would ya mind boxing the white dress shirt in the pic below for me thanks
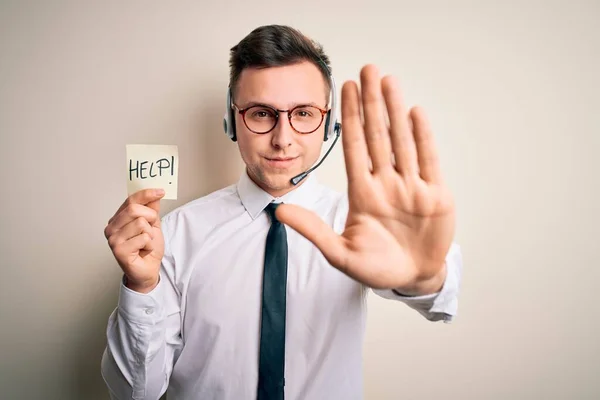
[101,171,463,400]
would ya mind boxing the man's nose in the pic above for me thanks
[270,114,294,149]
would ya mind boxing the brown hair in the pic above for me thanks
[229,25,331,100]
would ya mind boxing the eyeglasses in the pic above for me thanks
[233,103,329,134]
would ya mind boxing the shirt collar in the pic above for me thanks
[236,169,320,220]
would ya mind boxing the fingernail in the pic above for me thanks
[155,189,165,196]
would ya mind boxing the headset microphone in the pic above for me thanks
[289,62,342,186]
[290,121,341,185]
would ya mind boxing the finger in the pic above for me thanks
[107,217,154,249]
[382,75,418,176]
[145,200,162,227]
[275,204,347,269]
[105,204,159,239]
[410,107,442,183]
[341,80,370,182]
[113,232,154,260]
[360,65,392,172]
[109,189,164,225]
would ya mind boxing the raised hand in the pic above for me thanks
[277,65,455,295]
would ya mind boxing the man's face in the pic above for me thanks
[234,61,328,197]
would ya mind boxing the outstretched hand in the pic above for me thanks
[277,65,455,295]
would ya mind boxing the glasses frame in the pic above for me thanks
[232,103,329,135]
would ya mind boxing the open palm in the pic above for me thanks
[277,65,455,293]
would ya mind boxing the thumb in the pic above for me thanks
[276,204,347,269]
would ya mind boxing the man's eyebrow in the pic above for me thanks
[238,101,326,109]
[238,101,274,109]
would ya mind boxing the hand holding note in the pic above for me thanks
[103,144,178,293]
[104,188,166,293]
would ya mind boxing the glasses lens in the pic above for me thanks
[243,106,277,133]
[290,106,324,133]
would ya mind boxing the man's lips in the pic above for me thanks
[266,157,297,161]
[264,156,298,167]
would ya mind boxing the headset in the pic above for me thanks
[223,62,342,185]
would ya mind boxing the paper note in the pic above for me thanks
[126,144,178,200]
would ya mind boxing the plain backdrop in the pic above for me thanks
[0,1,598,399]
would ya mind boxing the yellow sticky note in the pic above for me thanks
[126,144,178,200]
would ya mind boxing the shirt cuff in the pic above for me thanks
[118,274,165,325]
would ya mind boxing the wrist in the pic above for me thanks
[124,275,159,294]
[395,263,447,297]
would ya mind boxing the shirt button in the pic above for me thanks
[144,308,154,315]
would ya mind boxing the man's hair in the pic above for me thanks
[229,25,331,100]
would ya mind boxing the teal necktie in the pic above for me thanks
[257,202,288,400]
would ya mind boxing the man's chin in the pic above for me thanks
[249,166,307,194]
[265,175,294,190]
[263,171,304,191]
[263,166,302,179]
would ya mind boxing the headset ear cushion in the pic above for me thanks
[223,115,228,136]
[224,88,237,142]
[228,106,237,142]
[324,110,331,141]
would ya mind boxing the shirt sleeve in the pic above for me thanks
[101,215,183,400]
[372,242,463,323]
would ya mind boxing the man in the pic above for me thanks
[101,25,462,400]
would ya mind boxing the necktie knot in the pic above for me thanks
[265,202,281,223]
